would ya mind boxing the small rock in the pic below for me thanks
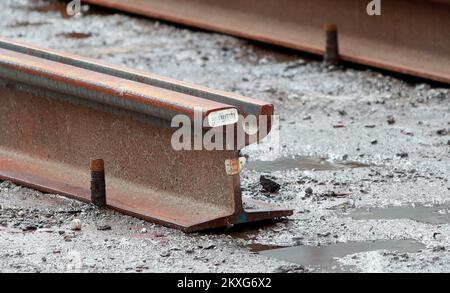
[97,225,111,231]
[396,152,409,158]
[17,211,25,217]
[333,124,345,128]
[140,228,147,234]
[371,140,378,145]
[63,235,73,242]
[284,60,305,71]
[338,110,347,116]
[160,251,171,257]
[70,219,82,231]
[432,246,446,252]
[203,245,216,250]
[22,225,37,232]
[401,129,414,136]
[260,176,280,193]
[305,187,313,195]
[387,116,396,125]
[437,129,449,136]
[447,140,450,146]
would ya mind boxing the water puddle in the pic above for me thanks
[245,156,368,172]
[349,204,450,225]
[255,239,424,272]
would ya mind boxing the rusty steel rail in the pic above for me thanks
[0,37,292,232]
[83,0,450,84]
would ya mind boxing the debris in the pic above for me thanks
[338,110,347,116]
[387,116,396,125]
[437,129,449,136]
[433,232,443,240]
[70,219,82,231]
[63,235,73,242]
[160,251,171,257]
[22,225,37,232]
[284,60,305,71]
[365,125,376,128]
[396,152,409,158]
[319,191,350,198]
[371,140,378,145]
[57,210,82,215]
[333,124,345,128]
[97,225,111,231]
[260,176,280,193]
[401,129,414,136]
[203,245,216,250]
[140,228,147,234]
[432,246,446,252]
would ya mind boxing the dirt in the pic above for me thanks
[0,0,449,273]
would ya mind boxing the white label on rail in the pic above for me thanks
[207,108,239,127]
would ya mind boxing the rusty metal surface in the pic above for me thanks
[0,37,273,118]
[0,39,292,232]
[83,0,450,84]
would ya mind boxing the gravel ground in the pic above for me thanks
[0,0,449,273]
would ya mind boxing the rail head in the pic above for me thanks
[0,37,275,147]
[0,37,274,118]
[0,48,233,125]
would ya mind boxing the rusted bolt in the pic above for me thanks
[90,159,106,207]
[324,24,339,65]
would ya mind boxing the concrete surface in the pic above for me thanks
[0,0,449,273]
